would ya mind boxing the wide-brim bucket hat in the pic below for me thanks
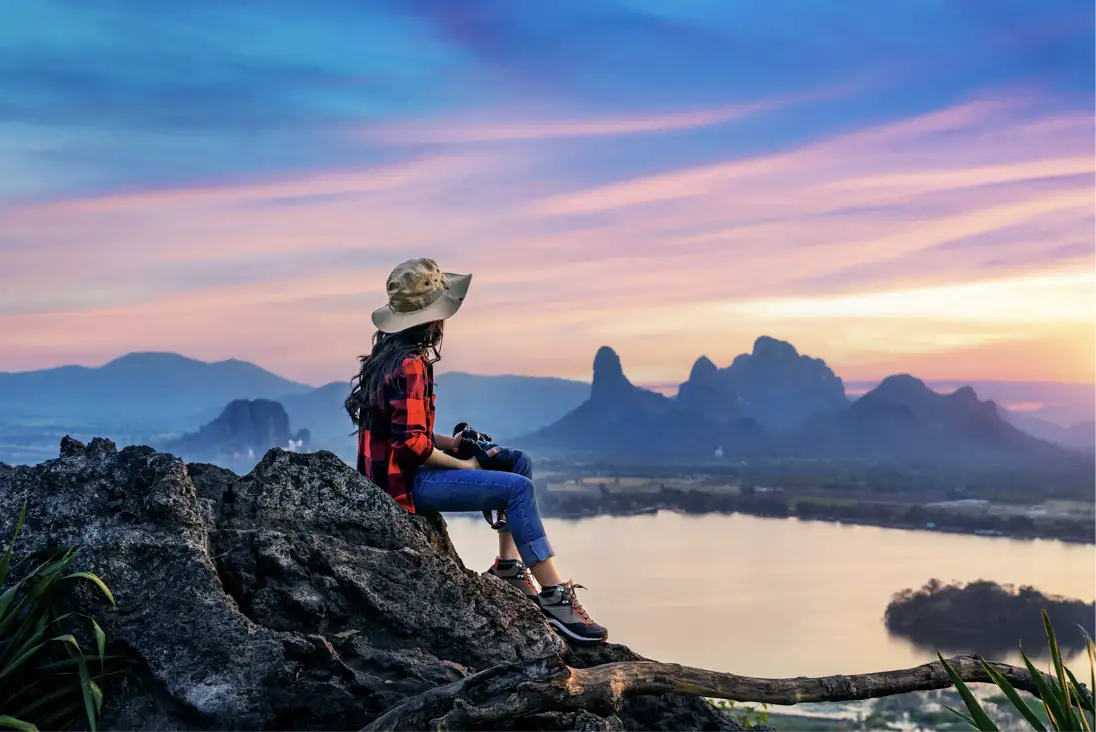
[371,258,472,334]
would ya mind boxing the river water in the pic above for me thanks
[444,512,1096,678]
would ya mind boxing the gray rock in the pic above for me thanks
[0,439,739,731]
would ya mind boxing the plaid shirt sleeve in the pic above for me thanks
[389,356,435,466]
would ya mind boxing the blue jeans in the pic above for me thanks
[411,453,555,567]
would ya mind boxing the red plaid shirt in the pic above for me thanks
[356,354,436,512]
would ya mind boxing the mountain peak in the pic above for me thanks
[689,355,719,383]
[103,352,202,369]
[876,374,929,394]
[593,345,624,377]
[950,385,980,405]
[871,374,937,408]
[722,337,847,429]
[752,336,800,360]
[591,346,631,401]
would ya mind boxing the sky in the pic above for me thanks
[1,0,1094,388]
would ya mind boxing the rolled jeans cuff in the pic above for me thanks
[517,536,554,567]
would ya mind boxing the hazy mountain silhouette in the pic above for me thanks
[2,346,1087,469]
[724,336,849,427]
[790,375,1078,464]
[432,372,589,440]
[846,379,1095,428]
[677,337,847,430]
[161,399,309,464]
[0,352,311,426]
[276,371,590,457]
[1066,420,1095,448]
[676,356,744,426]
[519,347,765,460]
[524,348,1078,466]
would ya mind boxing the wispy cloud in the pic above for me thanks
[358,85,854,145]
[363,102,775,144]
[0,1,1092,384]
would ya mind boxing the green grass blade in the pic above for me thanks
[0,609,50,672]
[10,682,85,718]
[1043,611,1082,729]
[61,571,116,606]
[33,654,125,672]
[0,641,47,682]
[1065,670,1095,732]
[0,512,115,732]
[91,618,107,666]
[1023,645,1072,729]
[74,645,99,732]
[0,581,27,630]
[0,716,37,732]
[90,679,104,714]
[1082,627,1096,717]
[938,653,1000,731]
[981,660,1048,732]
[32,699,84,731]
[0,500,27,585]
[946,705,982,723]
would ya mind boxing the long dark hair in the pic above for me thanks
[345,320,444,431]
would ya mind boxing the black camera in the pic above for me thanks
[450,423,525,530]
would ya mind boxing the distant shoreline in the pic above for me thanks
[531,497,1096,545]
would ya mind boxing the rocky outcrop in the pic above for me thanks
[718,336,848,429]
[0,438,741,731]
[163,398,310,464]
[677,356,742,426]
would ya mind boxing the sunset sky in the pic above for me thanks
[1,1,1094,387]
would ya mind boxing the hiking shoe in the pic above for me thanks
[485,557,539,599]
[537,582,608,645]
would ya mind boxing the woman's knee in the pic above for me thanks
[513,451,533,480]
[505,474,537,503]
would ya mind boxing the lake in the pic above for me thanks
[444,512,1096,678]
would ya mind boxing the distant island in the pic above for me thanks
[884,579,1096,657]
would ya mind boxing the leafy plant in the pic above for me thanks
[939,610,1096,731]
[0,502,117,731]
[712,698,770,726]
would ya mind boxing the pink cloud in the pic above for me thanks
[1,92,1093,385]
[356,85,852,145]
[1003,401,1047,412]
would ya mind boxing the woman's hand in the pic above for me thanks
[424,448,481,471]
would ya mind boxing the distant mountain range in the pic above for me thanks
[518,346,766,461]
[788,375,1075,464]
[274,371,589,460]
[0,352,311,428]
[518,338,1090,467]
[847,379,1095,430]
[1,343,1091,467]
[679,336,848,429]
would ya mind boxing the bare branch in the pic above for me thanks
[363,653,1075,731]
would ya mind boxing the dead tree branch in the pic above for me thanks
[363,653,1075,731]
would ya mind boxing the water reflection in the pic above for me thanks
[444,512,1096,677]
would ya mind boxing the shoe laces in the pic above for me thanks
[514,565,537,594]
[564,582,592,624]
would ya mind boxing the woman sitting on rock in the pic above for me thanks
[344,258,608,645]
